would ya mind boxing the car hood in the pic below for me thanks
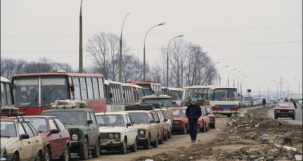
[65,124,86,130]
[1,137,18,146]
[274,107,295,110]
[132,123,149,130]
[99,126,125,133]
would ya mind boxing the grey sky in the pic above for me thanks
[2,0,302,97]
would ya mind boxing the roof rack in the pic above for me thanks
[1,107,26,121]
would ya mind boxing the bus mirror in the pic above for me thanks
[70,86,75,92]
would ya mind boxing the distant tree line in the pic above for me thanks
[1,32,218,87]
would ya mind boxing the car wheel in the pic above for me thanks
[168,130,172,139]
[35,152,42,161]
[144,135,151,149]
[182,124,187,135]
[43,147,51,161]
[60,145,70,161]
[12,153,19,161]
[212,123,216,129]
[79,138,89,160]
[159,134,164,144]
[130,138,138,152]
[119,139,127,154]
[292,115,295,120]
[152,135,159,148]
[91,139,100,158]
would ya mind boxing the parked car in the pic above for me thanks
[204,106,216,129]
[150,110,165,144]
[199,107,210,132]
[1,109,44,161]
[21,115,71,161]
[274,102,296,120]
[127,110,160,149]
[41,100,100,160]
[95,112,138,154]
[159,108,173,139]
[171,107,188,134]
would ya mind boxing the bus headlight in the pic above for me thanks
[72,134,79,141]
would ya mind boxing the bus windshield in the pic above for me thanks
[137,84,151,96]
[185,88,210,100]
[13,77,68,108]
[169,90,182,100]
[213,88,237,101]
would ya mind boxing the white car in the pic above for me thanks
[95,112,138,154]
[1,118,44,161]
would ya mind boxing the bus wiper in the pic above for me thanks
[29,98,38,106]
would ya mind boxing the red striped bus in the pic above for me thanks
[12,70,106,115]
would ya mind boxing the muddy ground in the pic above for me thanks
[135,107,302,161]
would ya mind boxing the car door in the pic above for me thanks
[126,114,136,145]
[28,123,43,157]
[48,118,62,156]
[148,112,158,141]
[53,117,70,152]
[89,112,99,147]
[21,122,40,159]
[17,122,32,160]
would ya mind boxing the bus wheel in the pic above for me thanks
[227,114,232,117]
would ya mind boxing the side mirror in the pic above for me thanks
[126,123,131,127]
[87,120,93,124]
[70,86,75,92]
[164,119,168,122]
[20,134,30,140]
[156,120,160,123]
[50,129,60,134]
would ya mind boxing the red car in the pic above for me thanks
[199,107,210,132]
[274,102,296,120]
[204,106,216,129]
[22,115,71,161]
[172,107,188,134]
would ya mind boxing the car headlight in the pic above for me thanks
[114,133,120,139]
[72,134,79,141]
[139,130,145,135]
[109,134,114,139]
[275,110,280,113]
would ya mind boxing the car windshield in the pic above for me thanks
[172,109,186,117]
[213,89,237,101]
[129,113,148,124]
[143,98,172,107]
[24,117,48,132]
[205,107,213,114]
[96,114,124,127]
[276,102,294,108]
[1,121,17,137]
[43,111,86,125]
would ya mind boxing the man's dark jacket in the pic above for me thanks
[186,104,202,120]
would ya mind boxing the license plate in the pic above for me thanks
[101,142,107,145]
[281,114,288,116]
[224,108,230,111]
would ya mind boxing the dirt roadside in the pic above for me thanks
[134,106,303,161]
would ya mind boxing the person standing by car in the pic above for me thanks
[262,98,266,107]
[186,97,202,143]
[290,98,297,108]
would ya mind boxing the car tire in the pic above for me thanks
[168,130,172,139]
[152,135,159,148]
[12,153,19,161]
[182,124,187,135]
[79,138,89,160]
[130,138,138,152]
[43,147,51,161]
[144,135,151,149]
[35,152,42,161]
[119,139,127,154]
[91,139,100,158]
[60,145,70,161]
[159,134,164,144]
[292,115,295,120]
[212,123,216,129]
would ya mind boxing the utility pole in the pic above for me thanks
[79,0,83,73]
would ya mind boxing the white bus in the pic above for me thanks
[182,85,239,117]
[162,87,183,106]
[104,80,143,112]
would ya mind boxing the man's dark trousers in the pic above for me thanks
[188,119,198,141]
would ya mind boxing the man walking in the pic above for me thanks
[186,97,202,143]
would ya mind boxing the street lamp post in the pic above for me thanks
[79,0,83,73]
[233,71,241,87]
[119,13,130,82]
[143,22,165,81]
[219,65,229,85]
[166,35,184,87]
[264,81,269,102]
[228,68,236,86]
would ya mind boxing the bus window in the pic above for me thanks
[13,78,39,108]
[41,77,68,105]
[92,78,99,99]
[1,81,13,107]
[73,77,81,100]
[98,78,105,99]
[80,77,87,100]
[86,77,93,100]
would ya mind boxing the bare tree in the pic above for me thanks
[1,58,27,80]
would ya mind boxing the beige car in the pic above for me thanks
[95,112,138,154]
[1,118,44,161]
[127,110,160,149]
